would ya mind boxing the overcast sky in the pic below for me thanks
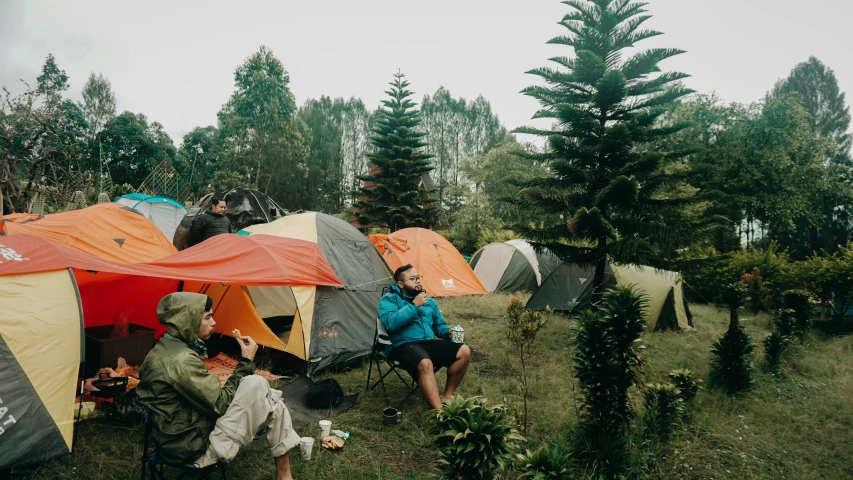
[1,0,850,146]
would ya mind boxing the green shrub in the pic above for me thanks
[771,308,796,337]
[642,383,685,443]
[431,395,524,480]
[573,286,648,435]
[505,298,552,435]
[739,268,772,311]
[517,444,572,480]
[709,326,756,395]
[782,290,813,335]
[667,369,701,402]
[763,331,791,375]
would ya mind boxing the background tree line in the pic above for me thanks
[1,47,851,264]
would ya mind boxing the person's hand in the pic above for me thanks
[413,291,428,307]
[237,335,258,362]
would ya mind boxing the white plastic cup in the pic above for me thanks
[319,419,332,438]
[299,437,314,460]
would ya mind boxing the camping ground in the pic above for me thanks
[15,292,853,480]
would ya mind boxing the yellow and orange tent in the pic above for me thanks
[369,228,487,297]
[0,203,176,263]
[0,233,341,470]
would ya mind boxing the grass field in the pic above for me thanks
[11,292,853,479]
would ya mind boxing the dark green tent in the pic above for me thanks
[527,264,694,331]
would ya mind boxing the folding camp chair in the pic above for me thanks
[140,408,227,480]
[364,315,423,408]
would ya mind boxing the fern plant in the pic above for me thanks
[642,383,685,442]
[708,326,756,395]
[667,369,701,402]
[709,283,756,395]
[771,308,796,337]
[763,331,791,375]
[517,445,572,480]
[573,285,648,435]
[431,395,525,480]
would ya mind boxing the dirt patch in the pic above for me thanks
[470,348,489,363]
[379,448,435,472]
[454,313,501,320]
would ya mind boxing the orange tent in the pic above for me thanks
[0,203,176,263]
[369,228,487,297]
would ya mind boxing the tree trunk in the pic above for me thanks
[729,308,739,330]
[590,237,608,310]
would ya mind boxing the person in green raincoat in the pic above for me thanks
[137,292,300,480]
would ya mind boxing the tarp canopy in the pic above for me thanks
[174,188,286,250]
[0,203,177,263]
[241,212,393,372]
[0,234,341,470]
[527,263,693,331]
[369,228,487,297]
[116,193,187,241]
[470,240,562,293]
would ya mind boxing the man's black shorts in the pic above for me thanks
[389,339,462,379]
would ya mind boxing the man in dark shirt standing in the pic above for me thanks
[188,195,232,247]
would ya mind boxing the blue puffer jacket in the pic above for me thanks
[379,284,450,350]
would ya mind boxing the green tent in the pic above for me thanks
[527,264,694,331]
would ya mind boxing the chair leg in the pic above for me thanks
[220,462,227,479]
[365,352,375,392]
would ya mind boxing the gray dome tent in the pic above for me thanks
[469,240,562,293]
[527,263,694,331]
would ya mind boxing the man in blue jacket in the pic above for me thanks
[379,264,471,409]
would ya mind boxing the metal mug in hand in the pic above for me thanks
[450,325,465,343]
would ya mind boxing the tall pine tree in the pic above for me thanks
[515,0,706,304]
[353,72,440,231]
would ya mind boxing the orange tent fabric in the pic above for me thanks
[0,234,342,347]
[369,228,487,297]
[0,203,176,263]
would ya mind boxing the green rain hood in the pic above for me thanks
[136,292,255,465]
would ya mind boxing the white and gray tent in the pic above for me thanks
[527,263,694,331]
[469,240,562,293]
[116,193,187,241]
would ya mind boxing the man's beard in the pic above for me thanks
[402,285,423,297]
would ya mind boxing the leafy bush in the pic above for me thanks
[642,383,685,443]
[771,308,796,337]
[740,268,772,311]
[517,444,571,480]
[573,286,648,435]
[431,395,524,480]
[763,331,791,375]
[782,290,813,335]
[709,327,756,395]
[667,369,701,402]
[681,244,790,309]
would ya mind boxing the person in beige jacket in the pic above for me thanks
[136,292,300,480]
